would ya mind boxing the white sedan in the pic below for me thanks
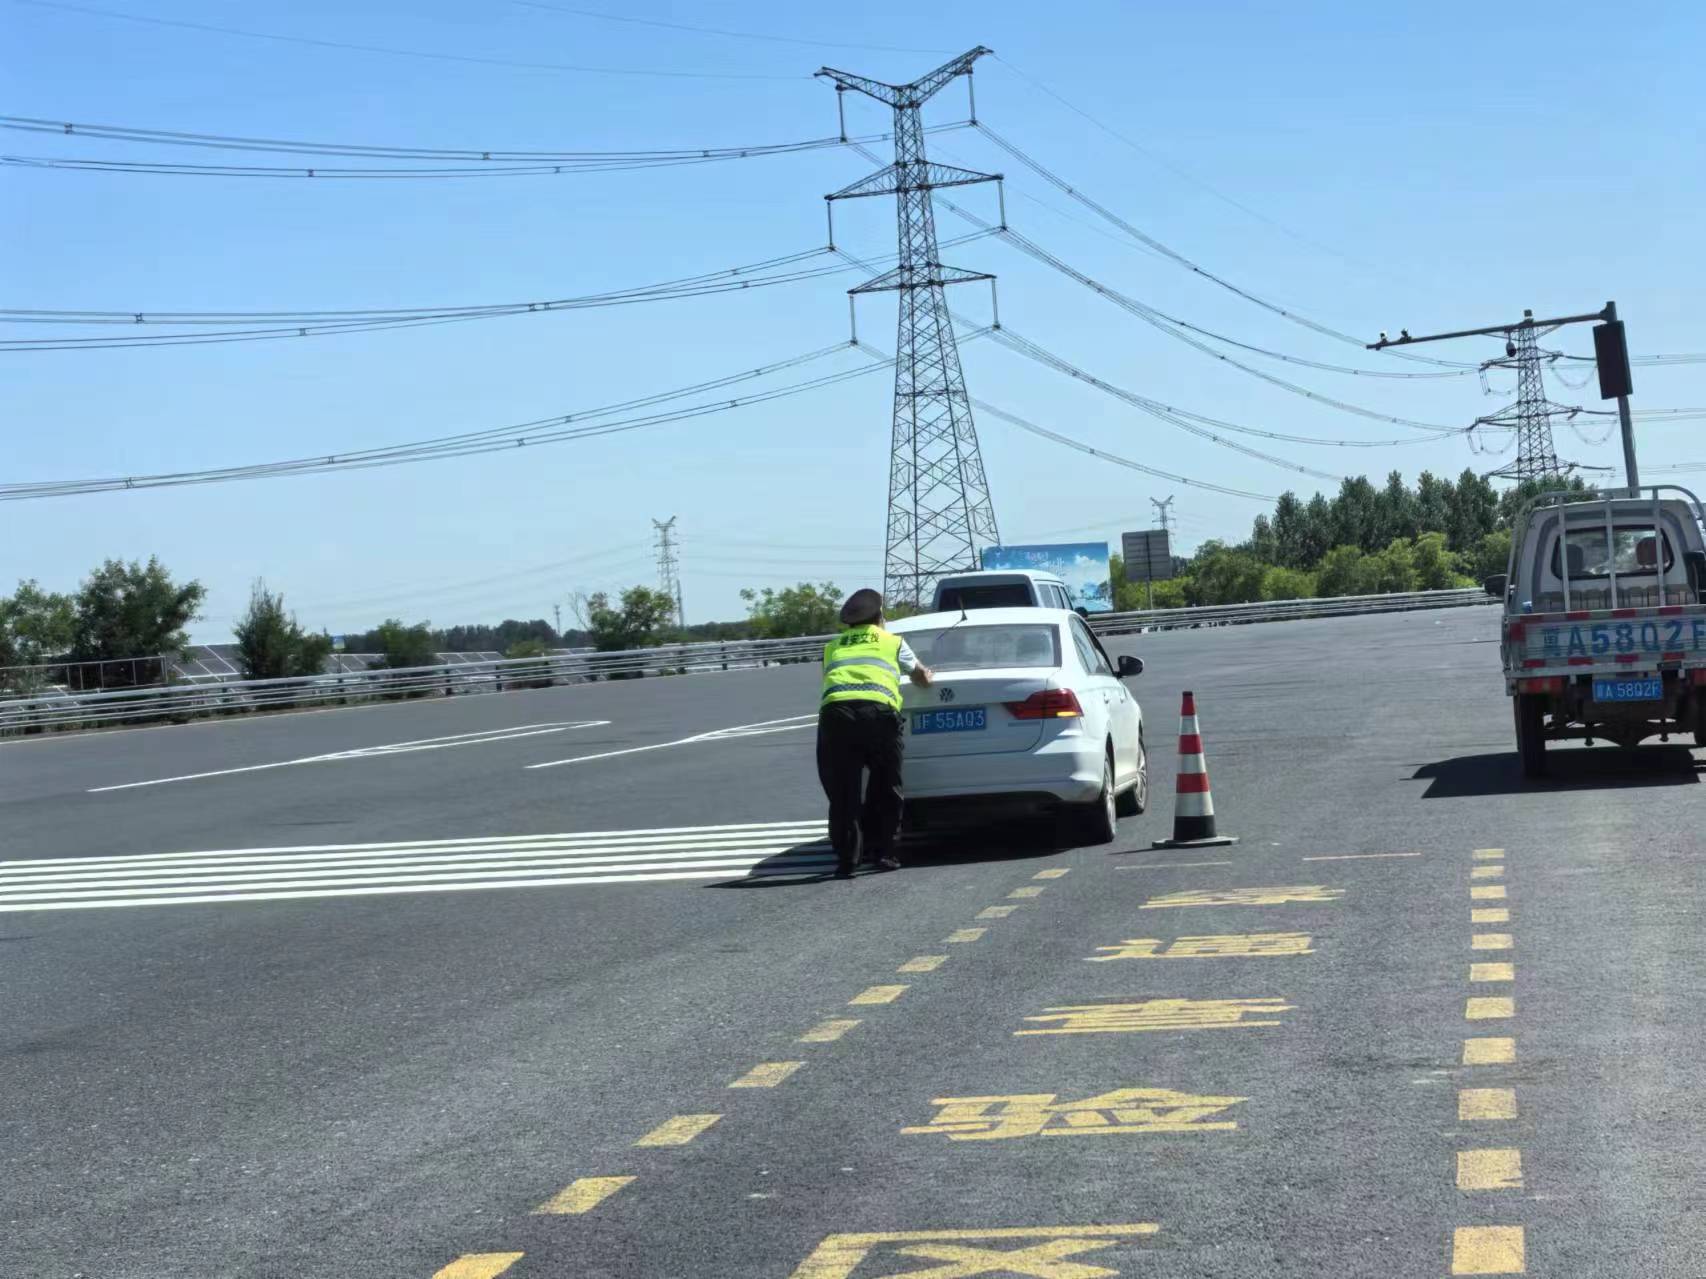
[889,606,1147,843]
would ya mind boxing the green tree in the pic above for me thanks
[1414,470,1452,536]
[1149,578,1190,609]
[68,557,206,686]
[232,581,332,680]
[585,586,676,652]
[0,580,75,674]
[1412,532,1470,590]
[1315,545,1374,597]
[372,619,439,669]
[1299,493,1334,566]
[1188,541,1266,605]
[1367,538,1419,593]
[1473,529,1513,582]
[1377,469,1418,545]
[739,581,842,638]
[1260,565,1316,601]
[1448,469,1499,550]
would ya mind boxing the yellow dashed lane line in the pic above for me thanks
[532,1176,633,1215]
[898,955,946,973]
[1457,1148,1523,1190]
[1463,1037,1516,1065]
[849,984,908,1005]
[798,1018,860,1043]
[729,1061,803,1088]
[977,905,1018,919]
[634,1114,721,1147]
[432,1255,524,1279]
[944,928,986,943]
[1451,1225,1525,1273]
[1459,1088,1517,1121]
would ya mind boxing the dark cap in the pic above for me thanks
[839,588,883,626]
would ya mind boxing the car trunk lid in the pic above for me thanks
[900,669,1057,757]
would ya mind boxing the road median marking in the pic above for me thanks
[1459,1088,1517,1121]
[1457,1148,1523,1190]
[1033,868,1070,879]
[945,928,986,943]
[1463,1037,1516,1065]
[1471,865,1506,879]
[634,1114,721,1147]
[1115,860,1235,869]
[1473,908,1511,924]
[1472,848,1506,860]
[1470,963,1515,982]
[1471,884,1508,900]
[533,1176,633,1215]
[1466,997,1515,1020]
[1451,1225,1525,1273]
[1008,886,1045,899]
[850,984,908,1005]
[977,905,1018,919]
[1472,933,1513,951]
[898,955,946,973]
[432,1254,525,1279]
[1301,852,1421,861]
[729,1061,803,1088]
[799,1018,861,1043]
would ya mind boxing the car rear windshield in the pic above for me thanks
[1550,528,1674,579]
[935,584,1034,610]
[903,623,1061,671]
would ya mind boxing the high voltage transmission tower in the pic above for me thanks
[652,516,684,628]
[818,47,1003,606]
[1477,314,1572,483]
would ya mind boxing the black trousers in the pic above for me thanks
[816,700,904,871]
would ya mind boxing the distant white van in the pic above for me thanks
[931,570,1078,614]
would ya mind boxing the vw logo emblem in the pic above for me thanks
[939,687,956,703]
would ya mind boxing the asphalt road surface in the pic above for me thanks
[5,605,1704,1277]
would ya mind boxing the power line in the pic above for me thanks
[12,0,808,80]
[507,1,951,55]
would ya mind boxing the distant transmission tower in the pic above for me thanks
[1149,495,1176,539]
[1480,312,1570,483]
[652,516,684,627]
[818,48,1002,606]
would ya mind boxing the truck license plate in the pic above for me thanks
[1592,676,1663,703]
[912,708,987,734]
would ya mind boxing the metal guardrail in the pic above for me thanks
[0,588,1492,735]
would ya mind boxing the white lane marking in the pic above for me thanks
[0,820,827,875]
[87,721,610,792]
[1300,852,1424,862]
[526,714,815,770]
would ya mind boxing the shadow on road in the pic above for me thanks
[717,822,1064,889]
[1414,746,1704,797]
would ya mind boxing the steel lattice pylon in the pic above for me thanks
[818,48,1002,606]
[1482,317,1569,483]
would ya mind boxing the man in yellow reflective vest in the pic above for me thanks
[819,588,932,879]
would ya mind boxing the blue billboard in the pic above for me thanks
[980,542,1113,613]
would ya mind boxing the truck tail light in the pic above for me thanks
[1518,677,1564,694]
[1505,620,1526,643]
[1007,689,1083,719]
[1691,670,1706,687]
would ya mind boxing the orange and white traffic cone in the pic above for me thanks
[1153,690,1238,848]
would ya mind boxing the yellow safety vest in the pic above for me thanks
[820,626,904,710]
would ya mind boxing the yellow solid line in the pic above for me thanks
[1472,933,1514,950]
[533,1176,633,1215]
[898,955,946,973]
[1463,1037,1516,1065]
[1301,852,1422,861]
[1473,908,1511,924]
[849,984,908,1005]
[977,905,1018,919]
[1473,848,1506,859]
[1459,1088,1517,1121]
[798,1018,860,1043]
[1471,963,1515,982]
[1457,1148,1523,1190]
[1466,996,1515,1020]
[944,928,986,943]
[1472,865,1505,879]
[1008,886,1045,899]
[1034,867,1070,879]
[729,1061,803,1088]
[1471,884,1508,900]
[634,1114,721,1147]
[432,1255,525,1279]
[1451,1225,1526,1274]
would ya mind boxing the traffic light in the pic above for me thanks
[1593,319,1634,399]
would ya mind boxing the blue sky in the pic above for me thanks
[6,0,1702,640]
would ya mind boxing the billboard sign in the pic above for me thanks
[1121,529,1174,582]
[981,542,1112,613]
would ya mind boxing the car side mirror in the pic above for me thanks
[1116,654,1144,678]
[1483,574,1508,599]
[1074,605,1090,619]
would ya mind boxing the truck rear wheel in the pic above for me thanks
[1514,693,1547,778]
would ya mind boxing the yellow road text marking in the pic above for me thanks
[1473,848,1506,859]
[634,1114,721,1147]
[1451,1225,1526,1274]
[1472,933,1513,950]
[1473,908,1511,924]
[945,928,986,943]
[1463,1038,1516,1065]
[902,1087,1245,1140]
[798,1018,861,1043]
[432,1255,525,1279]
[1301,852,1421,861]
[1459,1088,1517,1121]
[850,984,908,1005]
[1471,865,1505,880]
[1018,997,1292,1035]
[1033,868,1070,879]
[1466,997,1514,1020]
[899,955,947,973]
[1087,933,1313,961]
[1008,886,1046,899]
[1471,963,1515,982]
[1471,884,1508,900]
[787,1225,1160,1279]
[729,1061,804,1088]
[1457,1148,1523,1190]
[1141,885,1343,908]
[533,1176,633,1215]
[978,905,1019,919]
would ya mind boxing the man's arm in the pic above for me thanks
[895,638,932,686]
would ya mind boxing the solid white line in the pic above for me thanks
[0,852,837,903]
[0,820,828,874]
[526,714,815,770]
[0,864,829,912]
[1300,852,1424,862]
[87,720,610,792]
[0,842,836,891]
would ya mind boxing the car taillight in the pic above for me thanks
[1006,688,1083,719]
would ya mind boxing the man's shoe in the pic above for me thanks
[833,865,855,880]
[871,855,902,872]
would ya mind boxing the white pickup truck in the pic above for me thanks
[1497,485,1706,776]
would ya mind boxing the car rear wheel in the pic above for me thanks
[1514,693,1547,778]
[1116,727,1147,816]
[1072,750,1119,845]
